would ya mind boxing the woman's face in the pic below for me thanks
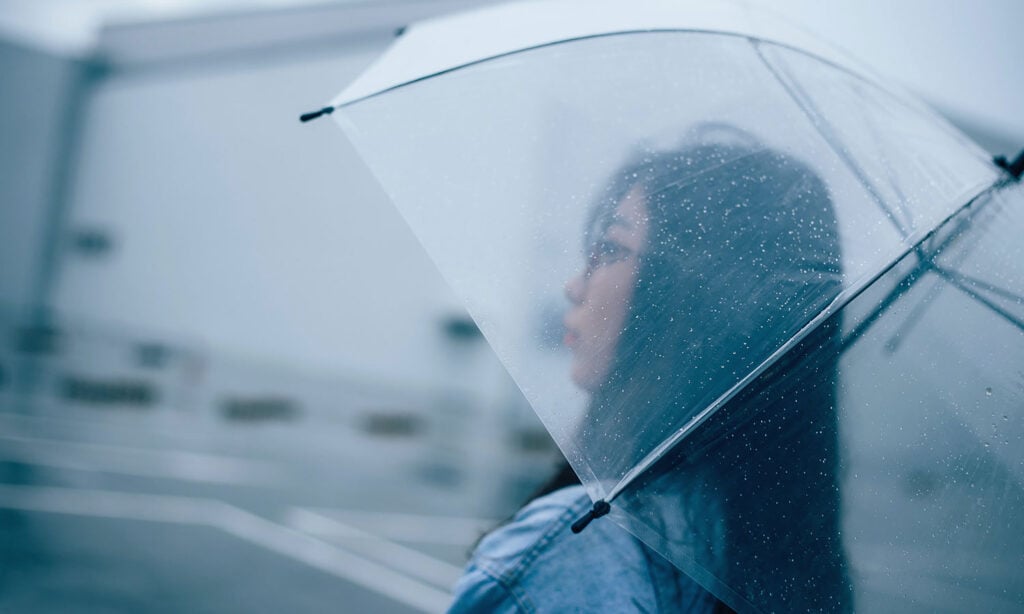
[563,185,649,392]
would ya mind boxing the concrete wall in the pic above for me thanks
[0,40,83,313]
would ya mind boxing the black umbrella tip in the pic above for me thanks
[300,106,335,123]
[994,150,1024,180]
[571,499,611,534]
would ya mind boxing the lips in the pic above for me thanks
[563,316,581,349]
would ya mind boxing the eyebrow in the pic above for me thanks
[608,214,633,230]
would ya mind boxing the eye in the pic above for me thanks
[587,240,631,271]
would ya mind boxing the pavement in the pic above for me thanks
[0,398,553,613]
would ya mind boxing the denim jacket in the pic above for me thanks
[448,485,718,613]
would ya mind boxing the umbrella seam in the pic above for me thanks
[752,39,913,240]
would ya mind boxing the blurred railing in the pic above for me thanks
[0,303,558,517]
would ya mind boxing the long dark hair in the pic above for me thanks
[534,128,851,611]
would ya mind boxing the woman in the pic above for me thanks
[449,129,851,613]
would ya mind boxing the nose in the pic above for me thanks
[565,272,585,306]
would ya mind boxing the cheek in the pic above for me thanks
[571,266,637,390]
[576,266,637,356]
[587,265,637,321]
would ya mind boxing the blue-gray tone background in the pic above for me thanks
[1,1,1021,612]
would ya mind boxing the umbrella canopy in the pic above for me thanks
[313,0,1024,611]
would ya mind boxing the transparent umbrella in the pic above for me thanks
[305,1,1024,611]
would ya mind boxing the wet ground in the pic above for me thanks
[0,395,555,613]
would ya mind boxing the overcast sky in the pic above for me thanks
[2,0,1021,140]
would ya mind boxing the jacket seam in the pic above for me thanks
[470,561,538,614]
[483,494,593,612]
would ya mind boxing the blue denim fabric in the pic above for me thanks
[448,485,718,613]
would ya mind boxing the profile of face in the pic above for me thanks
[563,185,649,392]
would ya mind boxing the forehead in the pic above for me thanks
[605,185,649,246]
[586,182,648,250]
[612,185,646,226]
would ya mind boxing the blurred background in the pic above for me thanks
[0,0,1021,612]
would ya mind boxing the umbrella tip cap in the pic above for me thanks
[571,499,611,534]
[299,106,335,123]
[994,150,1024,180]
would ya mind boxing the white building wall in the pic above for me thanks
[51,40,475,391]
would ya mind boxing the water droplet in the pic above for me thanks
[985,387,993,396]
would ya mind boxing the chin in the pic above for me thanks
[570,363,601,394]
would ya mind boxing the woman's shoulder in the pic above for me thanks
[468,485,596,566]
[448,485,715,613]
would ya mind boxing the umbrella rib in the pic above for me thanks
[860,113,918,231]
[849,192,1013,350]
[842,258,932,351]
[933,266,1024,308]
[878,262,944,355]
[859,248,971,354]
[334,30,942,112]
[604,180,1001,505]
[752,41,912,240]
[929,265,1024,333]
[875,260,1024,354]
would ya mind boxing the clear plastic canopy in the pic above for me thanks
[324,7,1023,612]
